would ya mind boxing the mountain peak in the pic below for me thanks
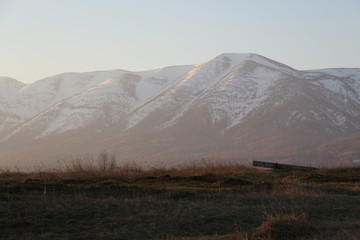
[210,53,253,63]
[211,53,275,65]
[207,53,299,77]
[0,76,26,93]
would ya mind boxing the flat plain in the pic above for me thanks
[1,162,359,240]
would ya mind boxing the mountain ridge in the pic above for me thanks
[1,53,359,168]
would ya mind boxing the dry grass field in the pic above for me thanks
[1,156,359,239]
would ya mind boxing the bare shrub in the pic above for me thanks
[97,151,117,171]
[62,152,119,178]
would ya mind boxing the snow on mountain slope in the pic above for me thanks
[6,70,128,119]
[125,54,242,129]
[205,64,284,128]
[0,65,194,141]
[125,53,298,130]
[0,77,27,133]
[304,69,360,105]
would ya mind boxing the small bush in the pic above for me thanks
[254,213,317,240]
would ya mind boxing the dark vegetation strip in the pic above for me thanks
[0,159,359,240]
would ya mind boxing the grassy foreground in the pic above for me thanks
[1,159,359,240]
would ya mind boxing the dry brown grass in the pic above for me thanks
[1,155,360,240]
[146,160,266,179]
[1,154,266,182]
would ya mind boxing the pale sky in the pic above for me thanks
[1,0,359,83]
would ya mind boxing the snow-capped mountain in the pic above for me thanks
[1,53,359,167]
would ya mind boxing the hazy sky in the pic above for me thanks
[1,0,359,83]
